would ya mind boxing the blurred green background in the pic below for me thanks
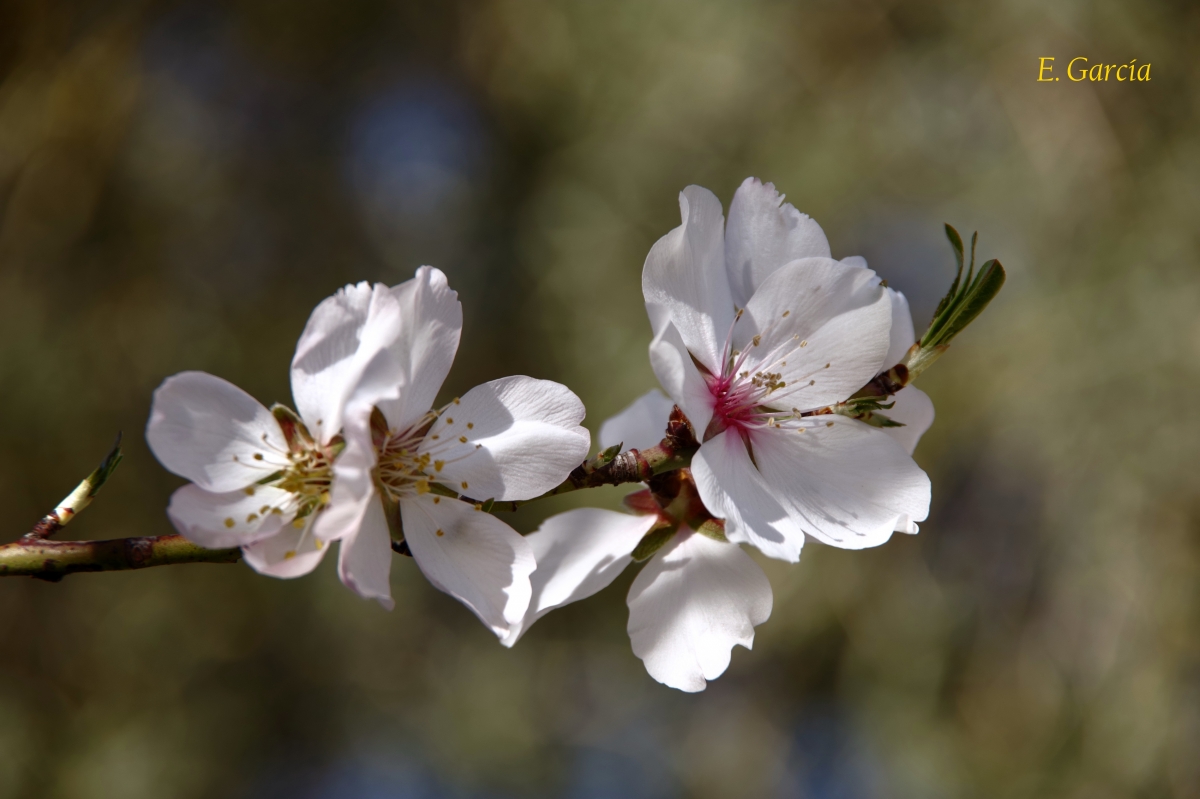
[2,1,1199,797]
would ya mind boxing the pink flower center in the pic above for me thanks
[704,362,786,439]
[701,313,825,441]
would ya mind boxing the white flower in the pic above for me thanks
[147,280,409,578]
[147,269,592,640]
[311,271,592,637]
[502,390,773,693]
[643,178,932,562]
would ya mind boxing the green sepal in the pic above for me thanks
[479,498,496,513]
[694,520,728,542]
[631,524,676,562]
[859,412,906,429]
[834,397,905,427]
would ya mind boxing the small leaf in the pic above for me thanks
[945,223,965,272]
[597,443,622,465]
[86,433,124,500]
[928,260,1006,348]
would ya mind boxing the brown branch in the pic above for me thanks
[0,534,241,581]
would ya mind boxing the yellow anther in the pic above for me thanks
[782,310,790,317]
[461,482,469,489]
[261,505,270,514]
[446,418,454,424]
[453,398,460,405]
[247,513,259,522]
[433,497,441,504]
[466,422,474,429]
[434,460,445,472]
[284,551,296,560]
[244,486,256,496]
[253,453,264,461]
[224,517,235,528]
[752,334,762,347]
[293,518,306,529]
[826,421,834,427]
[459,436,468,443]
[416,480,430,494]
[436,529,445,537]
[800,340,808,347]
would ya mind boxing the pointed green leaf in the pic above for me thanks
[927,260,1005,348]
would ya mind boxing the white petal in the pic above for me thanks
[290,282,404,444]
[305,414,395,608]
[749,416,931,550]
[880,385,935,457]
[642,185,735,373]
[648,320,714,437]
[598,390,676,452]
[885,288,917,370]
[691,431,807,563]
[400,494,535,638]
[502,509,656,647]
[627,531,772,693]
[421,376,590,502]
[724,177,831,308]
[146,371,289,493]
[166,483,293,549]
[372,266,464,433]
[337,493,395,610]
[313,413,377,543]
[734,258,892,411]
[241,518,329,578]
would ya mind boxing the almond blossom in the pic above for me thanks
[147,269,591,640]
[146,281,407,579]
[305,269,590,636]
[644,178,932,562]
[502,390,772,693]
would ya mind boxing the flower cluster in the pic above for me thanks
[146,177,997,691]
